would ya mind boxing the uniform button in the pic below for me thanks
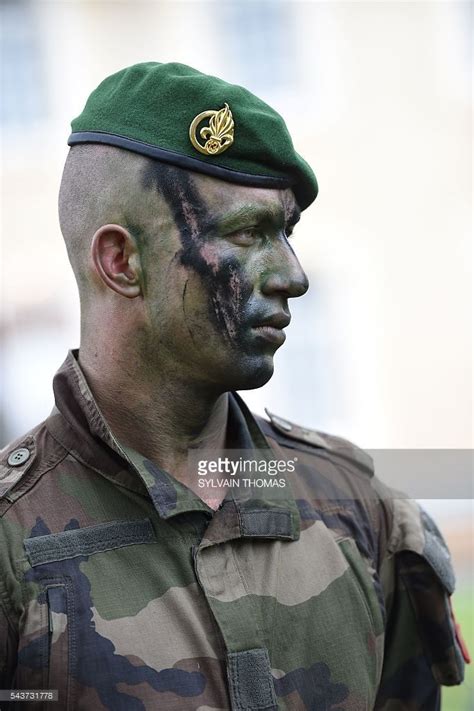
[7,448,30,467]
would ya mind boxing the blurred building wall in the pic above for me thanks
[1,1,471,451]
[1,6,472,703]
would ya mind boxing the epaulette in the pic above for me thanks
[261,409,374,478]
[0,430,39,504]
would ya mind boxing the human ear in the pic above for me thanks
[90,224,142,298]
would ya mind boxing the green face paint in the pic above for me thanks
[140,163,308,391]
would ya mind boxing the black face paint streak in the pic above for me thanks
[142,163,253,347]
[182,279,197,346]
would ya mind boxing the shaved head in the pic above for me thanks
[58,144,178,306]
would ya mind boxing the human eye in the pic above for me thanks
[227,227,262,246]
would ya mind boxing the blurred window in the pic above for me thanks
[0,0,47,125]
[219,1,294,92]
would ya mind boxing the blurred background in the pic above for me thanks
[1,1,472,706]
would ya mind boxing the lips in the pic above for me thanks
[250,312,291,346]
[252,313,291,330]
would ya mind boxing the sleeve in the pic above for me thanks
[374,498,466,710]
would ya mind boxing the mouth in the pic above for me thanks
[252,325,287,345]
[250,312,291,346]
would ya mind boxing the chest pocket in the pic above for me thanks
[20,519,155,710]
[44,580,74,707]
[225,524,385,711]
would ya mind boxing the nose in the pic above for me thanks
[260,235,309,298]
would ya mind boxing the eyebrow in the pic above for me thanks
[205,203,301,235]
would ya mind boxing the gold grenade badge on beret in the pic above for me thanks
[189,103,234,156]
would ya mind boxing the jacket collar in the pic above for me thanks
[46,350,299,541]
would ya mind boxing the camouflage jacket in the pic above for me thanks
[0,351,466,710]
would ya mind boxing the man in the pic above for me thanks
[0,62,467,710]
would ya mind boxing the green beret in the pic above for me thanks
[68,62,318,210]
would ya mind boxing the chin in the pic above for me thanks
[225,354,275,391]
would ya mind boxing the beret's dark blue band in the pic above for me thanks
[67,131,294,190]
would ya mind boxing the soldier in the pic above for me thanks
[0,62,468,710]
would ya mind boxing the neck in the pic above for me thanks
[78,338,230,485]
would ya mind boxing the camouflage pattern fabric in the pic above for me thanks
[0,351,465,710]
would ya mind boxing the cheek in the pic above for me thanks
[206,257,255,341]
[145,261,192,330]
[175,239,257,344]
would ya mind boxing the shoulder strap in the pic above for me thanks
[258,409,374,478]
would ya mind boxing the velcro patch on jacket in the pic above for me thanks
[24,518,155,566]
[227,648,278,711]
